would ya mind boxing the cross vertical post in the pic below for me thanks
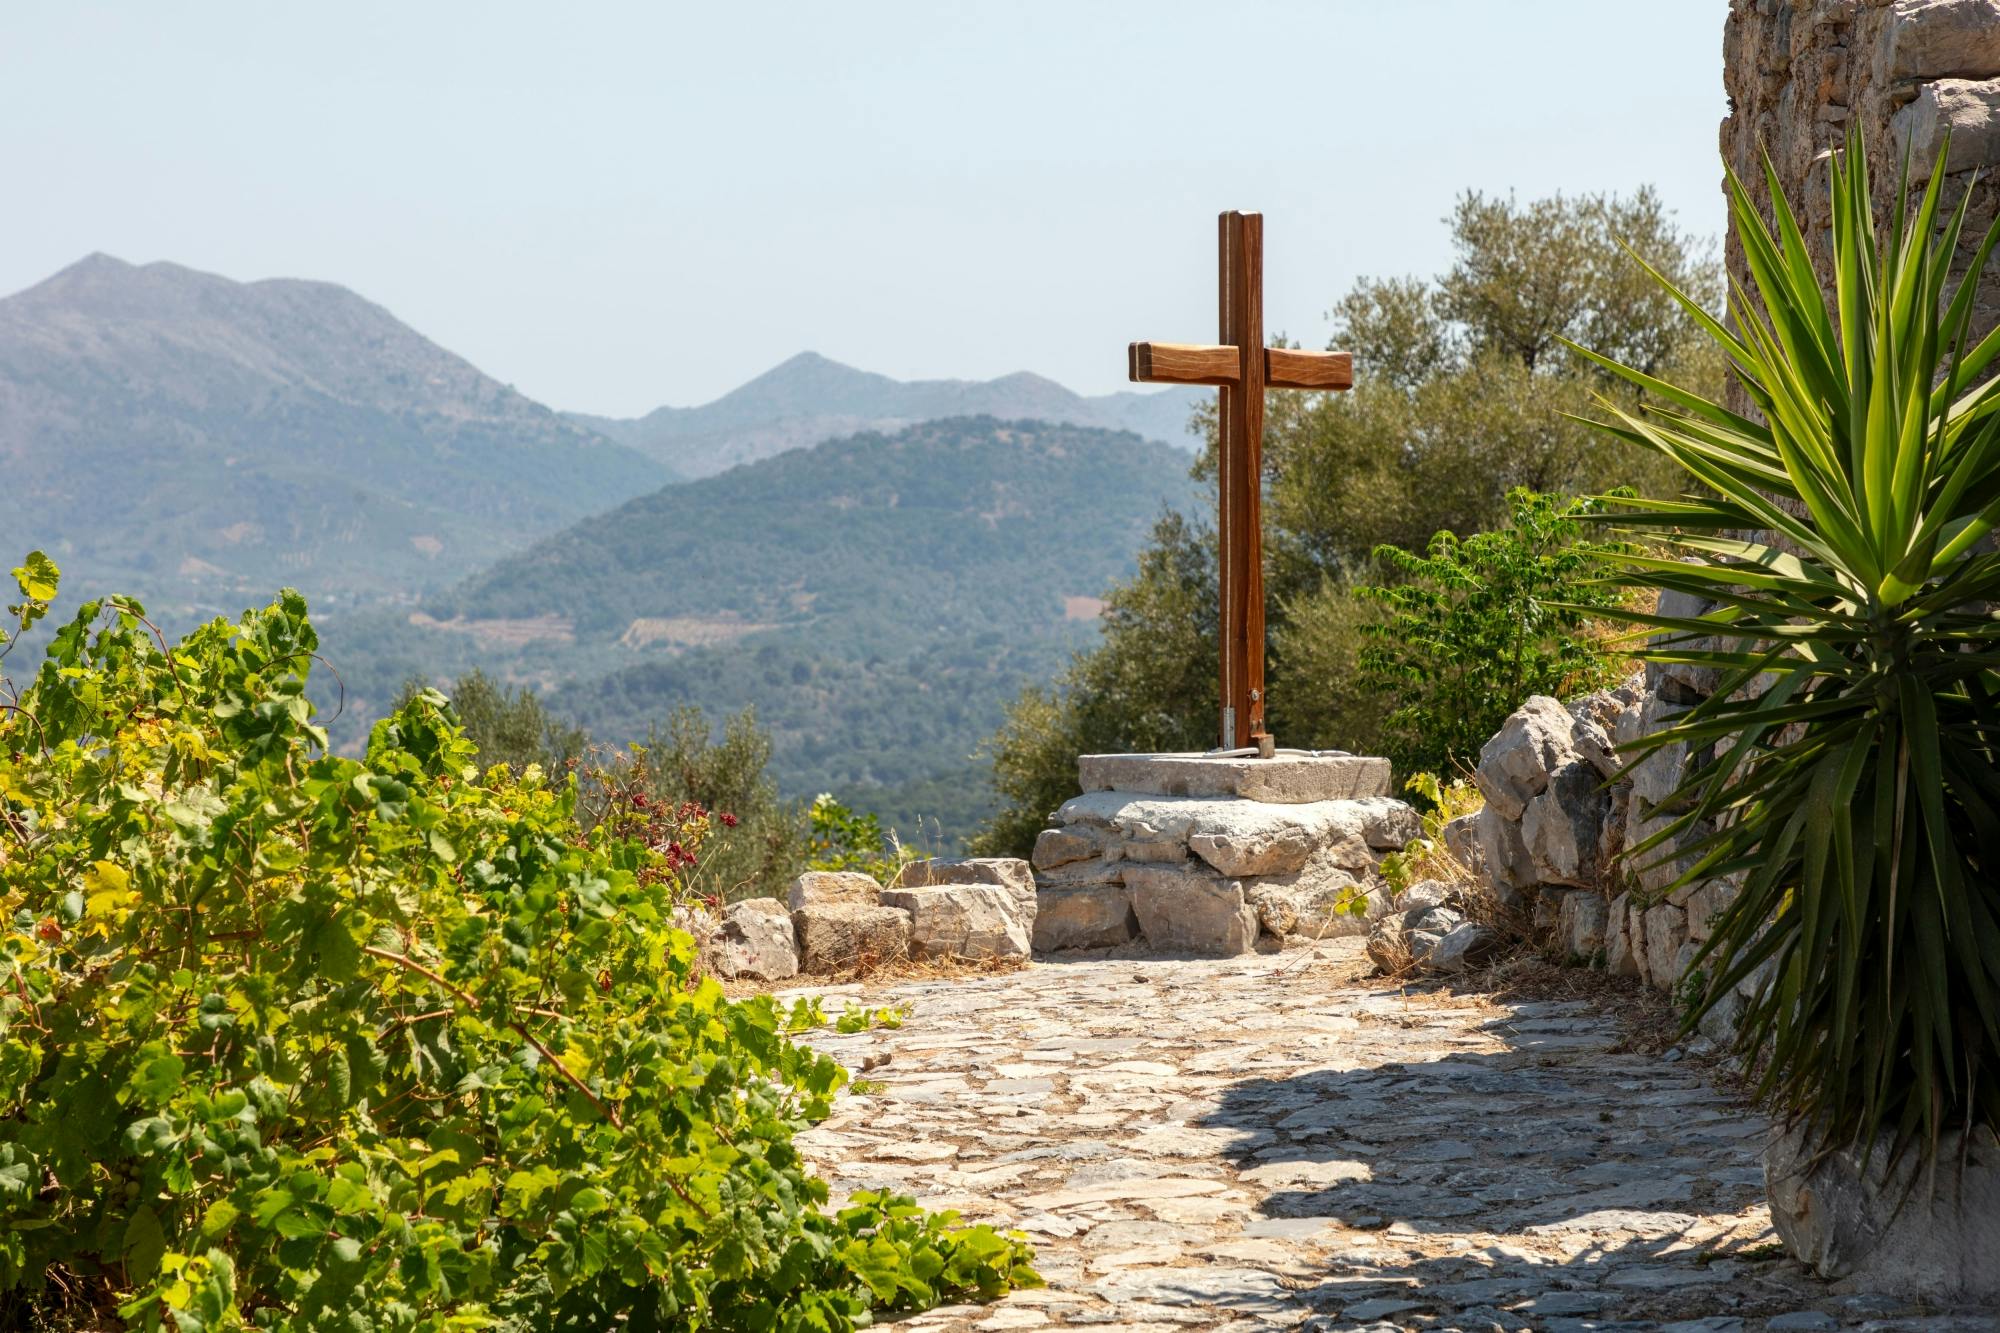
[1127,211,1356,753]
[1218,211,1265,751]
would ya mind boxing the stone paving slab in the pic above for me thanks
[781,941,2000,1333]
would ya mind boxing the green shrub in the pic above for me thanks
[804,793,921,884]
[397,669,588,777]
[0,559,1034,1330]
[1573,128,2000,1166]
[1376,772,1486,893]
[1267,578,1386,759]
[1356,489,1630,777]
[629,706,808,905]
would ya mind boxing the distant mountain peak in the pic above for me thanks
[69,250,134,273]
[774,350,842,370]
[582,354,1203,478]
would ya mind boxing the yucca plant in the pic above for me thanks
[1566,128,2000,1172]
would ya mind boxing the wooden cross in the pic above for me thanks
[1128,210,1354,752]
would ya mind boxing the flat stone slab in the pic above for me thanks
[1078,751,1391,803]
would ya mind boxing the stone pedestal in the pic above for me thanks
[1030,751,1415,957]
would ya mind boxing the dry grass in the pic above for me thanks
[719,950,1028,999]
[831,951,1030,990]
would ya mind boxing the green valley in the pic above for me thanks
[321,417,1199,842]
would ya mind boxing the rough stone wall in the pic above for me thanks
[1722,0,2000,370]
[1463,673,1760,1041]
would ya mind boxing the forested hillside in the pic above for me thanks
[326,417,1198,840]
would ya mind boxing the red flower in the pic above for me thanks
[719,812,739,828]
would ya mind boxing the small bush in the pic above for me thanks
[397,669,587,776]
[1357,489,1630,777]
[805,793,914,883]
[0,559,1034,1330]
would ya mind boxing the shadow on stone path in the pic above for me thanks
[782,940,1995,1333]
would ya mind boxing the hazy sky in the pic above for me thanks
[1,3,1727,416]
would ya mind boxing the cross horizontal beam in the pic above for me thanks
[1127,341,1238,385]
[1265,347,1354,391]
[1127,342,1353,391]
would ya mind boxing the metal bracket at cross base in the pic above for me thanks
[1127,211,1356,754]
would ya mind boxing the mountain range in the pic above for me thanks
[572,350,1202,478]
[1,255,1201,626]
[1,252,1205,842]
[0,254,666,619]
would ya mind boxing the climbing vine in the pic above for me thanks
[0,555,1036,1330]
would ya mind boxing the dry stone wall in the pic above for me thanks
[1723,0,2000,363]
[1459,649,1765,1033]
[706,858,1040,980]
[1480,0,2000,1017]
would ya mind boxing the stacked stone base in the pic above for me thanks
[709,859,1038,980]
[1029,752,1417,957]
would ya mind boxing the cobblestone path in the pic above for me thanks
[785,941,1995,1333]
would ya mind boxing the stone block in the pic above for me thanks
[1604,891,1643,978]
[1647,586,1730,699]
[1878,0,2000,85]
[1120,838,1191,864]
[1675,875,1740,944]
[1521,760,1606,888]
[1245,867,1371,940]
[1372,910,1496,975]
[880,883,1030,960]
[671,904,719,972]
[1697,985,1746,1047]
[1442,812,1485,876]
[1626,692,1694,807]
[1364,915,1410,974]
[1077,751,1391,803]
[1766,1120,2000,1299]
[794,902,911,973]
[1404,904,1466,936]
[1570,716,1622,781]
[1474,696,1577,819]
[787,870,881,912]
[1641,903,1691,991]
[1189,824,1312,877]
[1474,804,1538,896]
[1422,921,1498,973]
[1034,856,1124,888]
[1354,795,1421,849]
[1124,864,1258,956]
[893,857,1036,919]
[1033,884,1136,952]
[714,897,799,981]
[1031,827,1096,870]
[1624,799,1707,896]
[1399,879,1454,913]
[1897,78,2000,183]
[1558,891,1610,961]
[1053,792,1411,877]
